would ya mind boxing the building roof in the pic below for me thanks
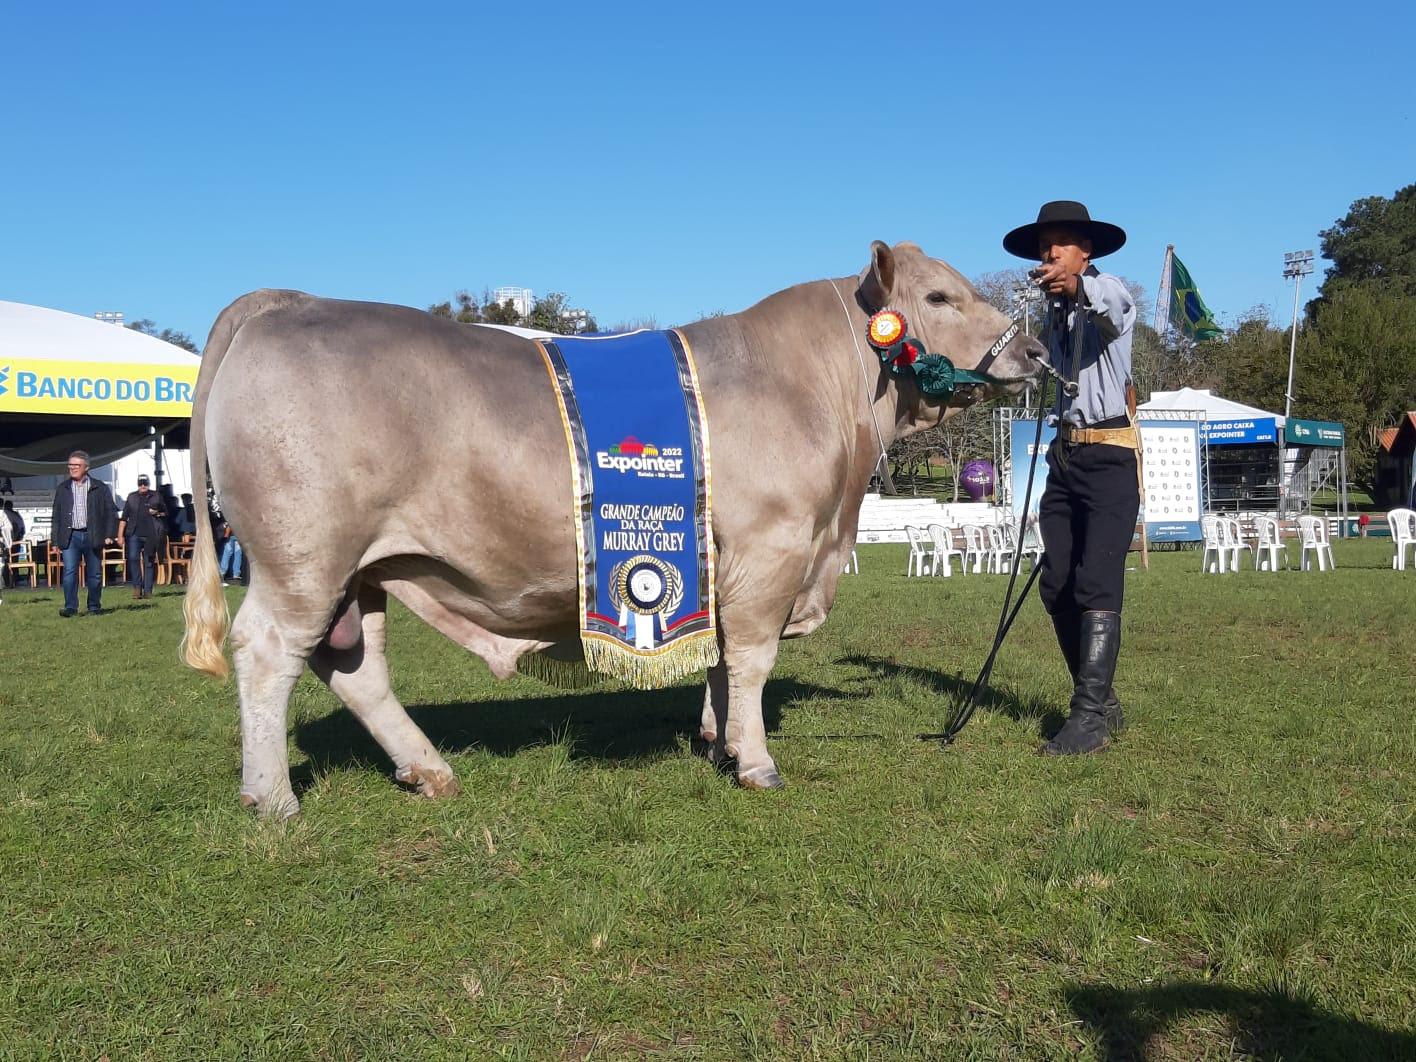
[1380,412,1416,457]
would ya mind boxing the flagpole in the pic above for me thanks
[1154,245,1174,335]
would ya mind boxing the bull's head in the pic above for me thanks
[859,240,1045,431]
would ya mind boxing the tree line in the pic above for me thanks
[427,289,600,336]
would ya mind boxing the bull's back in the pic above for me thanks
[205,296,576,571]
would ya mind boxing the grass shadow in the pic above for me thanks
[840,653,1063,735]
[1066,980,1416,1061]
[291,675,846,789]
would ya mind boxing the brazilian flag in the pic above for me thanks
[1170,253,1223,341]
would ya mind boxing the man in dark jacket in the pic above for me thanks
[50,450,119,616]
[117,474,167,600]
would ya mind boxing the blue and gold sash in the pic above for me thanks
[536,329,717,688]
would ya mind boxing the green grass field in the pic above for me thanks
[2,540,1414,1059]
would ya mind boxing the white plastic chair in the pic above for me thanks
[959,524,989,574]
[1200,514,1228,574]
[1017,519,1045,571]
[984,524,1014,574]
[904,525,932,577]
[925,523,965,577]
[1220,517,1252,572]
[1386,508,1416,571]
[1253,515,1289,571]
[1297,515,1335,571]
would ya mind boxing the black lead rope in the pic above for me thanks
[932,399,1047,745]
[932,298,1084,746]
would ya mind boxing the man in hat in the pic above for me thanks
[117,474,168,600]
[1003,201,1138,755]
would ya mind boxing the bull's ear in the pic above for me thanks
[859,240,895,311]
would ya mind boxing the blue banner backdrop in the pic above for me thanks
[1010,417,1204,542]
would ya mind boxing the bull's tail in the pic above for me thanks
[181,289,306,679]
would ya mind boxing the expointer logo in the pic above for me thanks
[595,435,685,477]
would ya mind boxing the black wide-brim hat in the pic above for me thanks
[1003,200,1126,260]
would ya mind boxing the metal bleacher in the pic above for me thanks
[6,489,54,542]
[854,493,1005,544]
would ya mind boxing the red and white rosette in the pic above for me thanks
[866,309,907,350]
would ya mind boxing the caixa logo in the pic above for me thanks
[11,371,193,403]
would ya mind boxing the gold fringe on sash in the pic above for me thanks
[515,652,598,689]
[582,629,720,690]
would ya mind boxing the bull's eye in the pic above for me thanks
[925,292,950,306]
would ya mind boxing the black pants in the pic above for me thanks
[1038,441,1140,615]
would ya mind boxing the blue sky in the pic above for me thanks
[4,1,1412,345]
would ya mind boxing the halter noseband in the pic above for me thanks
[865,309,1018,398]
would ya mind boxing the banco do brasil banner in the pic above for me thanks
[0,358,197,417]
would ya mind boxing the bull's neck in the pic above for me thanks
[740,277,906,484]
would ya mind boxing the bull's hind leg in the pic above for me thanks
[308,586,460,800]
[699,660,730,768]
[720,635,786,789]
[230,587,326,820]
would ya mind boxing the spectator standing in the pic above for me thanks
[219,525,244,585]
[178,493,197,536]
[50,450,119,616]
[0,498,9,603]
[117,475,167,599]
[2,500,24,541]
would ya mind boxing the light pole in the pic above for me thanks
[1282,250,1314,420]
[1013,282,1044,408]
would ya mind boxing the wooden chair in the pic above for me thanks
[8,540,40,588]
[47,541,65,587]
[102,543,127,586]
[165,534,195,585]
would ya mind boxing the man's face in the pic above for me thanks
[138,484,150,495]
[1036,225,1092,276]
[66,458,88,482]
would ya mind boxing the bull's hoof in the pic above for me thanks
[396,764,462,800]
[736,764,785,790]
[239,790,301,820]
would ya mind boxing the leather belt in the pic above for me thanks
[1057,422,1139,449]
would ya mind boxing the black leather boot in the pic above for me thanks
[1042,610,1122,755]
[1051,609,1125,735]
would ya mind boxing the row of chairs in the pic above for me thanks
[1201,514,1335,573]
[905,522,1042,578]
[5,535,195,589]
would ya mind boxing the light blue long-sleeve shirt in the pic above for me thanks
[1046,265,1136,428]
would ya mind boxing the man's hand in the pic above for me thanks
[1033,262,1079,299]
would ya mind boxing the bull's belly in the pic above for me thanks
[369,560,580,679]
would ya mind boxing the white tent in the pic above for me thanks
[0,300,199,475]
[1139,387,1283,427]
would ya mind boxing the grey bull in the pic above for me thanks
[182,241,1045,817]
